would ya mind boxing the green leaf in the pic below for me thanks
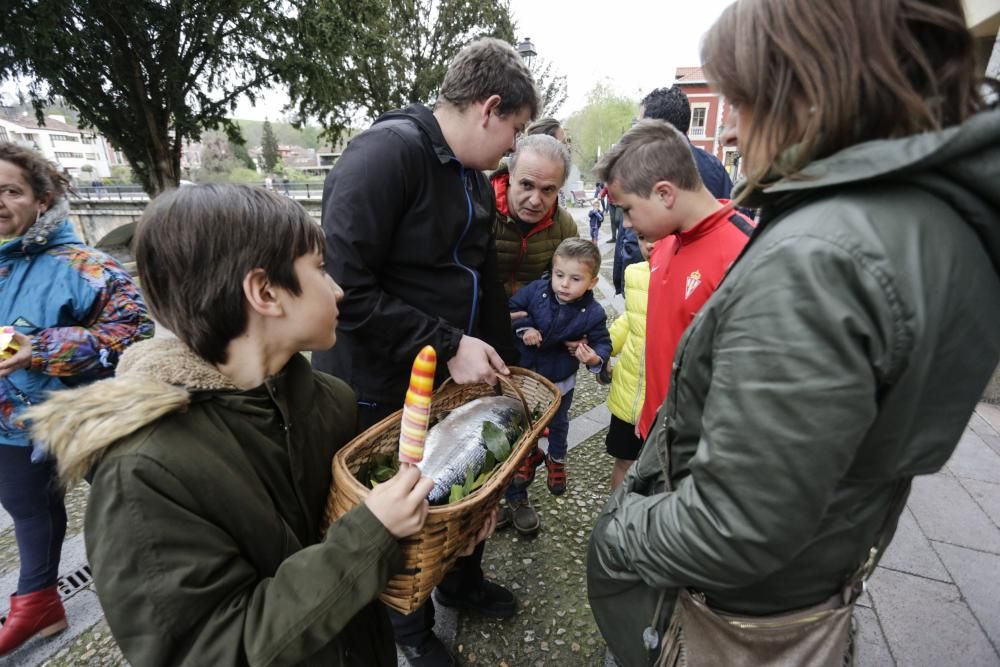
[482,450,497,474]
[470,469,491,492]
[482,422,512,461]
[449,484,466,504]
[463,464,476,494]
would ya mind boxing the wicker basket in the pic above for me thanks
[325,367,561,614]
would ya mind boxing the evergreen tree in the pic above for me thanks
[261,120,280,172]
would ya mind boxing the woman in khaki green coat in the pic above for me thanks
[587,1,1000,665]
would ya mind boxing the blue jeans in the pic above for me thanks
[589,219,602,241]
[0,445,67,594]
[506,388,573,502]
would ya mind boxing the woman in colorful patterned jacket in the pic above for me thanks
[0,143,153,655]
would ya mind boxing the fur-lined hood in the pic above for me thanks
[26,337,237,483]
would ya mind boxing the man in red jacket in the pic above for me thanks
[594,119,753,440]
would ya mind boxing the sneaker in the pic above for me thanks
[546,456,567,496]
[510,497,541,535]
[512,446,545,487]
[434,579,517,618]
[399,634,457,667]
[496,504,512,530]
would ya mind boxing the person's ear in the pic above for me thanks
[242,268,284,318]
[481,95,502,126]
[652,181,676,209]
[37,192,52,215]
[589,274,600,290]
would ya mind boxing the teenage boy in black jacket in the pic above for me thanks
[313,38,538,667]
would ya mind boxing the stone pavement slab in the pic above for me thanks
[879,507,951,582]
[964,478,1000,527]
[907,471,1000,553]
[971,405,1000,457]
[853,606,895,667]
[867,567,998,666]
[933,542,1000,652]
[947,429,1000,484]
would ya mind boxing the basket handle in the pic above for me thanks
[436,372,534,429]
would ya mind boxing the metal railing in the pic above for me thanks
[70,182,327,201]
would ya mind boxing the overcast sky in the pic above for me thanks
[506,0,737,116]
[232,0,737,122]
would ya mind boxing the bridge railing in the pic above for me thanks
[70,182,327,201]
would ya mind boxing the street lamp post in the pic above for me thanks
[517,37,537,69]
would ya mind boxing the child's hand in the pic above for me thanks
[459,505,499,556]
[574,342,600,367]
[564,336,587,354]
[522,328,543,347]
[365,465,435,539]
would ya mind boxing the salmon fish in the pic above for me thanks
[417,395,528,503]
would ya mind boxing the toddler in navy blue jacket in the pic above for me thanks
[505,238,611,534]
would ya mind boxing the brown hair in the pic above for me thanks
[702,0,993,194]
[0,142,69,205]
[593,119,702,195]
[134,184,324,364]
[553,237,602,277]
[438,38,539,119]
[526,117,563,138]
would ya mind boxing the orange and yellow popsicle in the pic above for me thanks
[398,345,437,464]
[0,327,19,361]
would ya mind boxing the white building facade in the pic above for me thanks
[0,114,115,179]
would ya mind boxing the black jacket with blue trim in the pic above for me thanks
[313,104,516,406]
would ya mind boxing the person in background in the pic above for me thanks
[0,142,153,656]
[313,38,537,667]
[587,1,1000,664]
[588,199,604,243]
[639,85,733,200]
[603,232,654,491]
[492,133,577,298]
[527,117,571,207]
[610,85,741,295]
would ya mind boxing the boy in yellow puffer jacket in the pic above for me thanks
[604,234,654,489]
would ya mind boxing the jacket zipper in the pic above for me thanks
[506,212,556,295]
[691,592,835,629]
[454,164,479,333]
[512,234,527,294]
[631,348,646,424]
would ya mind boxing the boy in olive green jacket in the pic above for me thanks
[28,185,464,666]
